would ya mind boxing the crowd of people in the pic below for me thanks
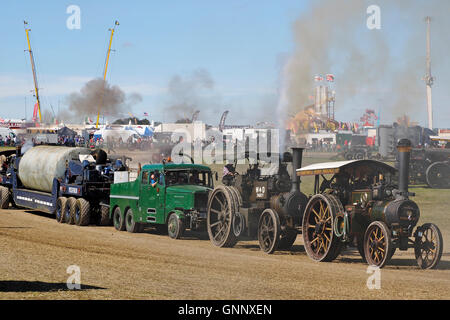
[0,134,16,147]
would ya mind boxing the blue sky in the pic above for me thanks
[0,0,449,127]
[0,0,307,124]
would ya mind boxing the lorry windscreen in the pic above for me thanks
[165,170,212,188]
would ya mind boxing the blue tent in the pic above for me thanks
[143,126,154,137]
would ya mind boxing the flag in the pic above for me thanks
[326,74,335,82]
[314,75,323,82]
[143,112,149,117]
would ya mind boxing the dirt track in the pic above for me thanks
[0,208,449,300]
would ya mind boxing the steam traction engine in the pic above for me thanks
[298,139,443,269]
[206,148,308,253]
[408,144,450,188]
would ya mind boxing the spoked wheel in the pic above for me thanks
[426,162,450,189]
[226,186,245,237]
[364,221,392,268]
[207,186,238,247]
[302,194,343,262]
[414,223,443,269]
[257,209,281,254]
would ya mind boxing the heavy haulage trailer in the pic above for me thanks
[0,145,127,226]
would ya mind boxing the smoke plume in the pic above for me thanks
[280,0,450,127]
[166,68,217,121]
[66,78,142,120]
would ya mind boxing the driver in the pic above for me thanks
[150,173,158,187]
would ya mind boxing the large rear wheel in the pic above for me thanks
[414,223,443,269]
[426,162,450,189]
[207,186,238,247]
[302,194,343,262]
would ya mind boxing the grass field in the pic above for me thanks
[0,151,448,300]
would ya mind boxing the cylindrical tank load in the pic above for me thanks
[18,146,91,192]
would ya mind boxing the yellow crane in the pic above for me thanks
[24,21,42,123]
[96,20,119,128]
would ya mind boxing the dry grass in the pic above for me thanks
[0,153,449,300]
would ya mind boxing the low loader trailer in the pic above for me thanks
[0,145,128,226]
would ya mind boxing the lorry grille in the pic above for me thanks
[194,192,208,212]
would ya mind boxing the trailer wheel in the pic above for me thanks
[258,209,281,254]
[364,221,392,268]
[0,186,10,209]
[168,213,185,239]
[207,186,238,248]
[125,209,140,233]
[65,197,77,224]
[55,197,67,223]
[113,207,126,231]
[414,223,443,269]
[73,198,90,226]
[99,205,112,226]
[302,194,343,262]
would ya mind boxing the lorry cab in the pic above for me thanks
[110,163,213,239]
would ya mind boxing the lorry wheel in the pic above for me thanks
[125,209,140,233]
[74,198,90,226]
[65,197,77,224]
[113,207,126,231]
[55,197,67,223]
[168,213,185,239]
[0,186,10,209]
[99,205,112,226]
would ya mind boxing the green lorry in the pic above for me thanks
[109,163,214,239]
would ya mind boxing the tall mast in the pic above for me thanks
[24,21,42,123]
[424,16,434,130]
[96,20,119,129]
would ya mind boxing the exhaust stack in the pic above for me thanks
[397,138,412,198]
[291,147,304,192]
